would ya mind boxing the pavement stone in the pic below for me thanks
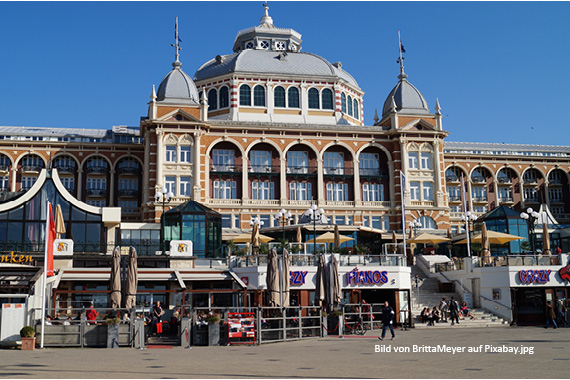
[0,326,568,379]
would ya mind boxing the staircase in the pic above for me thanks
[410,265,509,329]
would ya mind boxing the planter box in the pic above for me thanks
[107,325,120,348]
[21,337,36,350]
[208,324,220,346]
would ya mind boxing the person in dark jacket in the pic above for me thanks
[378,301,395,340]
[449,297,460,325]
[545,301,558,329]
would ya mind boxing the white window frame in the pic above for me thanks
[408,152,419,170]
[165,176,176,196]
[213,180,236,199]
[180,146,191,163]
[409,181,420,200]
[165,145,177,163]
[362,183,384,202]
[420,152,432,170]
[212,149,235,171]
[289,182,312,201]
[252,181,275,200]
[326,182,348,202]
[179,176,192,196]
[323,152,344,175]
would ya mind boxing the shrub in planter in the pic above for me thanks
[20,326,36,350]
[20,326,35,338]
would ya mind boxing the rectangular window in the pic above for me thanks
[180,146,191,163]
[450,205,462,212]
[213,149,235,171]
[498,187,513,202]
[359,153,380,175]
[326,182,348,201]
[86,177,106,190]
[447,186,460,201]
[259,214,271,227]
[252,181,275,200]
[165,145,177,163]
[420,152,432,170]
[179,176,192,196]
[60,177,74,192]
[118,200,138,213]
[362,216,369,227]
[422,182,434,201]
[548,188,563,202]
[323,152,344,175]
[334,216,345,225]
[0,176,8,190]
[21,176,37,190]
[250,151,272,172]
[213,180,236,199]
[371,216,382,229]
[408,152,418,169]
[523,188,538,202]
[347,216,353,225]
[165,176,176,196]
[222,215,232,229]
[118,178,138,190]
[410,181,420,200]
[87,200,106,207]
[289,182,312,201]
[287,151,309,174]
[471,186,487,201]
[382,216,390,231]
[362,183,384,202]
[473,205,488,213]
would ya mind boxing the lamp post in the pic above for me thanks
[305,204,326,254]
[408,220,422,237]
[461,211,477,257]
[155,186,174,256]
[275,208,293,245]
[520,208,539,254]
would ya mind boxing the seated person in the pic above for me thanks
[420,308,430,323]
[460,302,476,319]
[429,306,440,325]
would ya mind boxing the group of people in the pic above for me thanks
[545,299,568,329]
[420,297,476,326]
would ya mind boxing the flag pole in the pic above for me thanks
[40,200,50,349]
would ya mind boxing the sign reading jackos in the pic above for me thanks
[346,267,388,286]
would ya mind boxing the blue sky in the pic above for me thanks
[1,1,569,146]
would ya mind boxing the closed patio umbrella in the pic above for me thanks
[315,255,326,307]
[331,255,342,305]
[481,222,491,265]
[54,204,66,239]
[296,226,303,251]
[266,248,280,307]
[251,222,260,255]
[110,246,121,309]
[542,223,551,255]
[282,248,290,307]
[124,246,138,309]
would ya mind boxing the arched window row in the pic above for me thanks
[239,84,266,107]
[205,86,230,111]
[340,92,360,120]
[238,84,336,111]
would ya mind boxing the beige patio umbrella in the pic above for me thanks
[542,223,551,255]
[315,255,326,307]
[480,222,491,264]
[331,255,342,305]
[333,224,341,251]
[408,233,451,244]
[456,230,524,245]
[282,248,290,307]
[230,232,274,244]
[54,204,66,239]
[306,232,354,244]
[124,246,138,309]
[266,248,280,306]
[109,246,121,309]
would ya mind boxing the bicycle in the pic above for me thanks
[345,316,365,335]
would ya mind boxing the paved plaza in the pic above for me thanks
[0,326,568,379]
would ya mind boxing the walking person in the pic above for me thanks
[448,297,459,325]
[439,297,448,322]
[556,299,567,327]
[545,301,558,329]
[378,301,395,340]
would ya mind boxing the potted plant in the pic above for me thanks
[106,316,121,348]
[327,309,343,336]
[20,326,36,350]
[205,313,221,346]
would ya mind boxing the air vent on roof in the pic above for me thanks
[215,55,223,64]
[278,52,288,61]
[332,62,342,69]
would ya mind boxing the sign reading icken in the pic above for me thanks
[1,251,33,263]
[346,267,388,285]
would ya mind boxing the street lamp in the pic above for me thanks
[155,186,174,256]
[275,208,293,244]
[305,204,326,254]
[520,208,540,254]
[461,211,477,257]
[408,220,422,237]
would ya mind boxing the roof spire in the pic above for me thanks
[260,2,274,25]
[435,98,441,115]
[171,16,182,68]
[151,84,157,101]
[397,30,407,80]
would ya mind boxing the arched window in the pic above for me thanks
[288,87,300,108]
[347,95,353,117]
[308,88,319,109]
[253,85,266,107]
[353,99,359,119]
[321,88,333,110]
[239,85,251,106]
[208,89,218,111]
[417,216,437,229]
[341,93,347,113]
[219,86,229,108]
[274,86,285,108]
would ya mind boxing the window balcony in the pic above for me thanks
[472,197,488,203]
[523,178,538,185]
[497,177,512,184]
[117,166,139,176]
[22,165,43,173]
[323,167,354,177]
[548,179,563,185]
[118,189,139,198]
[448,195,461,202]
[360,168,389,178]
[524,197,539,203]
[498,198,513,204]
[86,188,107,197]
[210,164,242,174]
[360,201,391,208]
[54,165,76,174]
[471,176,486,183]
[286,166,317,176]
[207,199,242,206]
[86,166,109,175]
[550,198,564,204]
[445,175,460,182]
[0,164,9,173]
[248,165,280,176]
[324,200,355,207]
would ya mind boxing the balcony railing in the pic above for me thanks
[22,165,43,173]
[524,197,539,203]
[210,164,242,174]
[286,166,318,175]
[324,200,355,207]
[207,199,242,206]
[523,178,538,185]
[248,165,279,174]
[471,176,486,183]
[229,254,406,268]
[360,168,389,177]
[445,175,460,182]
[472,197,488,203]
[86,166,109,175]
[0,164,10,173]
[117,189,139,197]
[548,179,563,185]
[86,188,107,197]
[497,177,512,184]
[117,166,140,176]
[550,198,564,204]
[53,165,76,174]
[448,195,461,201]
[498,198,513,204]
[323,167,354,176]
[360,201,391,207]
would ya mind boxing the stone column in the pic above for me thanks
[109,169,115,207]
[317,157,324,204]
[280,157,287,205]
[142,130,151,204]
[156,130,164,189]
[193,132,202,200]
[353,157,361,204]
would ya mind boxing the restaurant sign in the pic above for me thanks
[518,269,551,284]
[346,267,388,285]
[0,252,32,264]
[290,271,308,285]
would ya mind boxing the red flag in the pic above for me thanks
[45,203,56,277]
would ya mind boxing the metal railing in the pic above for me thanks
[229,253,407,268]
